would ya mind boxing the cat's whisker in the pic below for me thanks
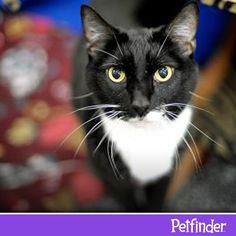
[166,108,221,149]
[163,110,182,170]
[162,103,214,115]
[186,129,202,166]
[101,62,118,68]
[163,105,218,160]
[189,122,222,148]
[165,110,202,165]
[107,139,118,179]
[71,92,94,100]
[106,115,125,179]
[189,91,212,102]
[182,135,200,170]
[156,24,175,57]
[93,129,110,155]
[73,112,118,159]
[112,31,124,56]
[68,104,120,116]
[93,115,125,155]
[93,48,119,61]
[93,120,115,155]
[73,111,122,159]
[165,110,200,169]
[111,116,125,179]
[56,110,115,152]
[108,139,119,179]
[171,131,181,171]
[157,7,192,58]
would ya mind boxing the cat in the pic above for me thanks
[72,2,199,211]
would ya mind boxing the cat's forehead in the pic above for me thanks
[120,28,163,53]
[125,28,153,45]
[117,28,162,64]
[126,26,163,38]
[126,28,152,37]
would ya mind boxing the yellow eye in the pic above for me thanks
[154,66,174,82]
[107,67,126,83]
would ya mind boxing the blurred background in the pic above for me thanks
[0,0,235,211]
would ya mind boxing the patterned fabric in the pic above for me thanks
[0,14,105,211]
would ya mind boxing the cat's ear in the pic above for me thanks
[166,2,199,56]
[81,5,114,54]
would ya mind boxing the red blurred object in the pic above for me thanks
[0,14,105,211]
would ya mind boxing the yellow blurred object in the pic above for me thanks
[223,0,236,3]
[63,126,87,155]
[6,117,37,146]
[41,190,77,212]
[24,100,51,122]
[4,16,32,41]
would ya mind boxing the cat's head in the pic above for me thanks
[81,2,199,121]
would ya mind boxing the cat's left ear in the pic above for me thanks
[81,5,114,55]
[166,2,199,56]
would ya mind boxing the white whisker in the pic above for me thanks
[112,31,124,56]
[73,111,122,158]
[156,24,175,57]
[93,48,119,60]
[71,92,94,100]
[186,129,202,166]
[162,103,214,115]
[68,104,120,116]
[182,135,200,170]
[107,139,117,179]
[165,110,202,166]
[174,147,181,171]
[165,110,200,169]
[189,91,212,102]
[56,110,114,152]
[189,122,222,148]
[93,129,110,155]
[101,62,118,68]
[93,115,124,155]
[108,139,119,179]
[166,108,221,148]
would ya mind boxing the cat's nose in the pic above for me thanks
[132,98,149,117]
[133,104,149,117]
[131,89,150,117]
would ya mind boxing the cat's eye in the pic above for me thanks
[154,66,174,82]
[107,67,126,83]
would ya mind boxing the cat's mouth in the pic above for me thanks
[128,110,167,123]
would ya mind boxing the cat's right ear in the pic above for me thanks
[81,5,113,55]
[166,2,199,56]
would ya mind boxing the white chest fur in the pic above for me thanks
[102,107,192,185]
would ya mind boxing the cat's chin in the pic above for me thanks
[128,110,167,124]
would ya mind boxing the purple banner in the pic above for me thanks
[0,214,235,236]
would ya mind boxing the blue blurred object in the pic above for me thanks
[195,2,231,66]
[0,0,90,33]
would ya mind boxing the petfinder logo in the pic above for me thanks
[171,218,227,233]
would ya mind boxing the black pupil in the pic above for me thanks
[159,67,168,78]
[112,69,121,79]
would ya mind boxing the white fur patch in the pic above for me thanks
[102,107,192,185]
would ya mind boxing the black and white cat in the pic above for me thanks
[72,2,199,211]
